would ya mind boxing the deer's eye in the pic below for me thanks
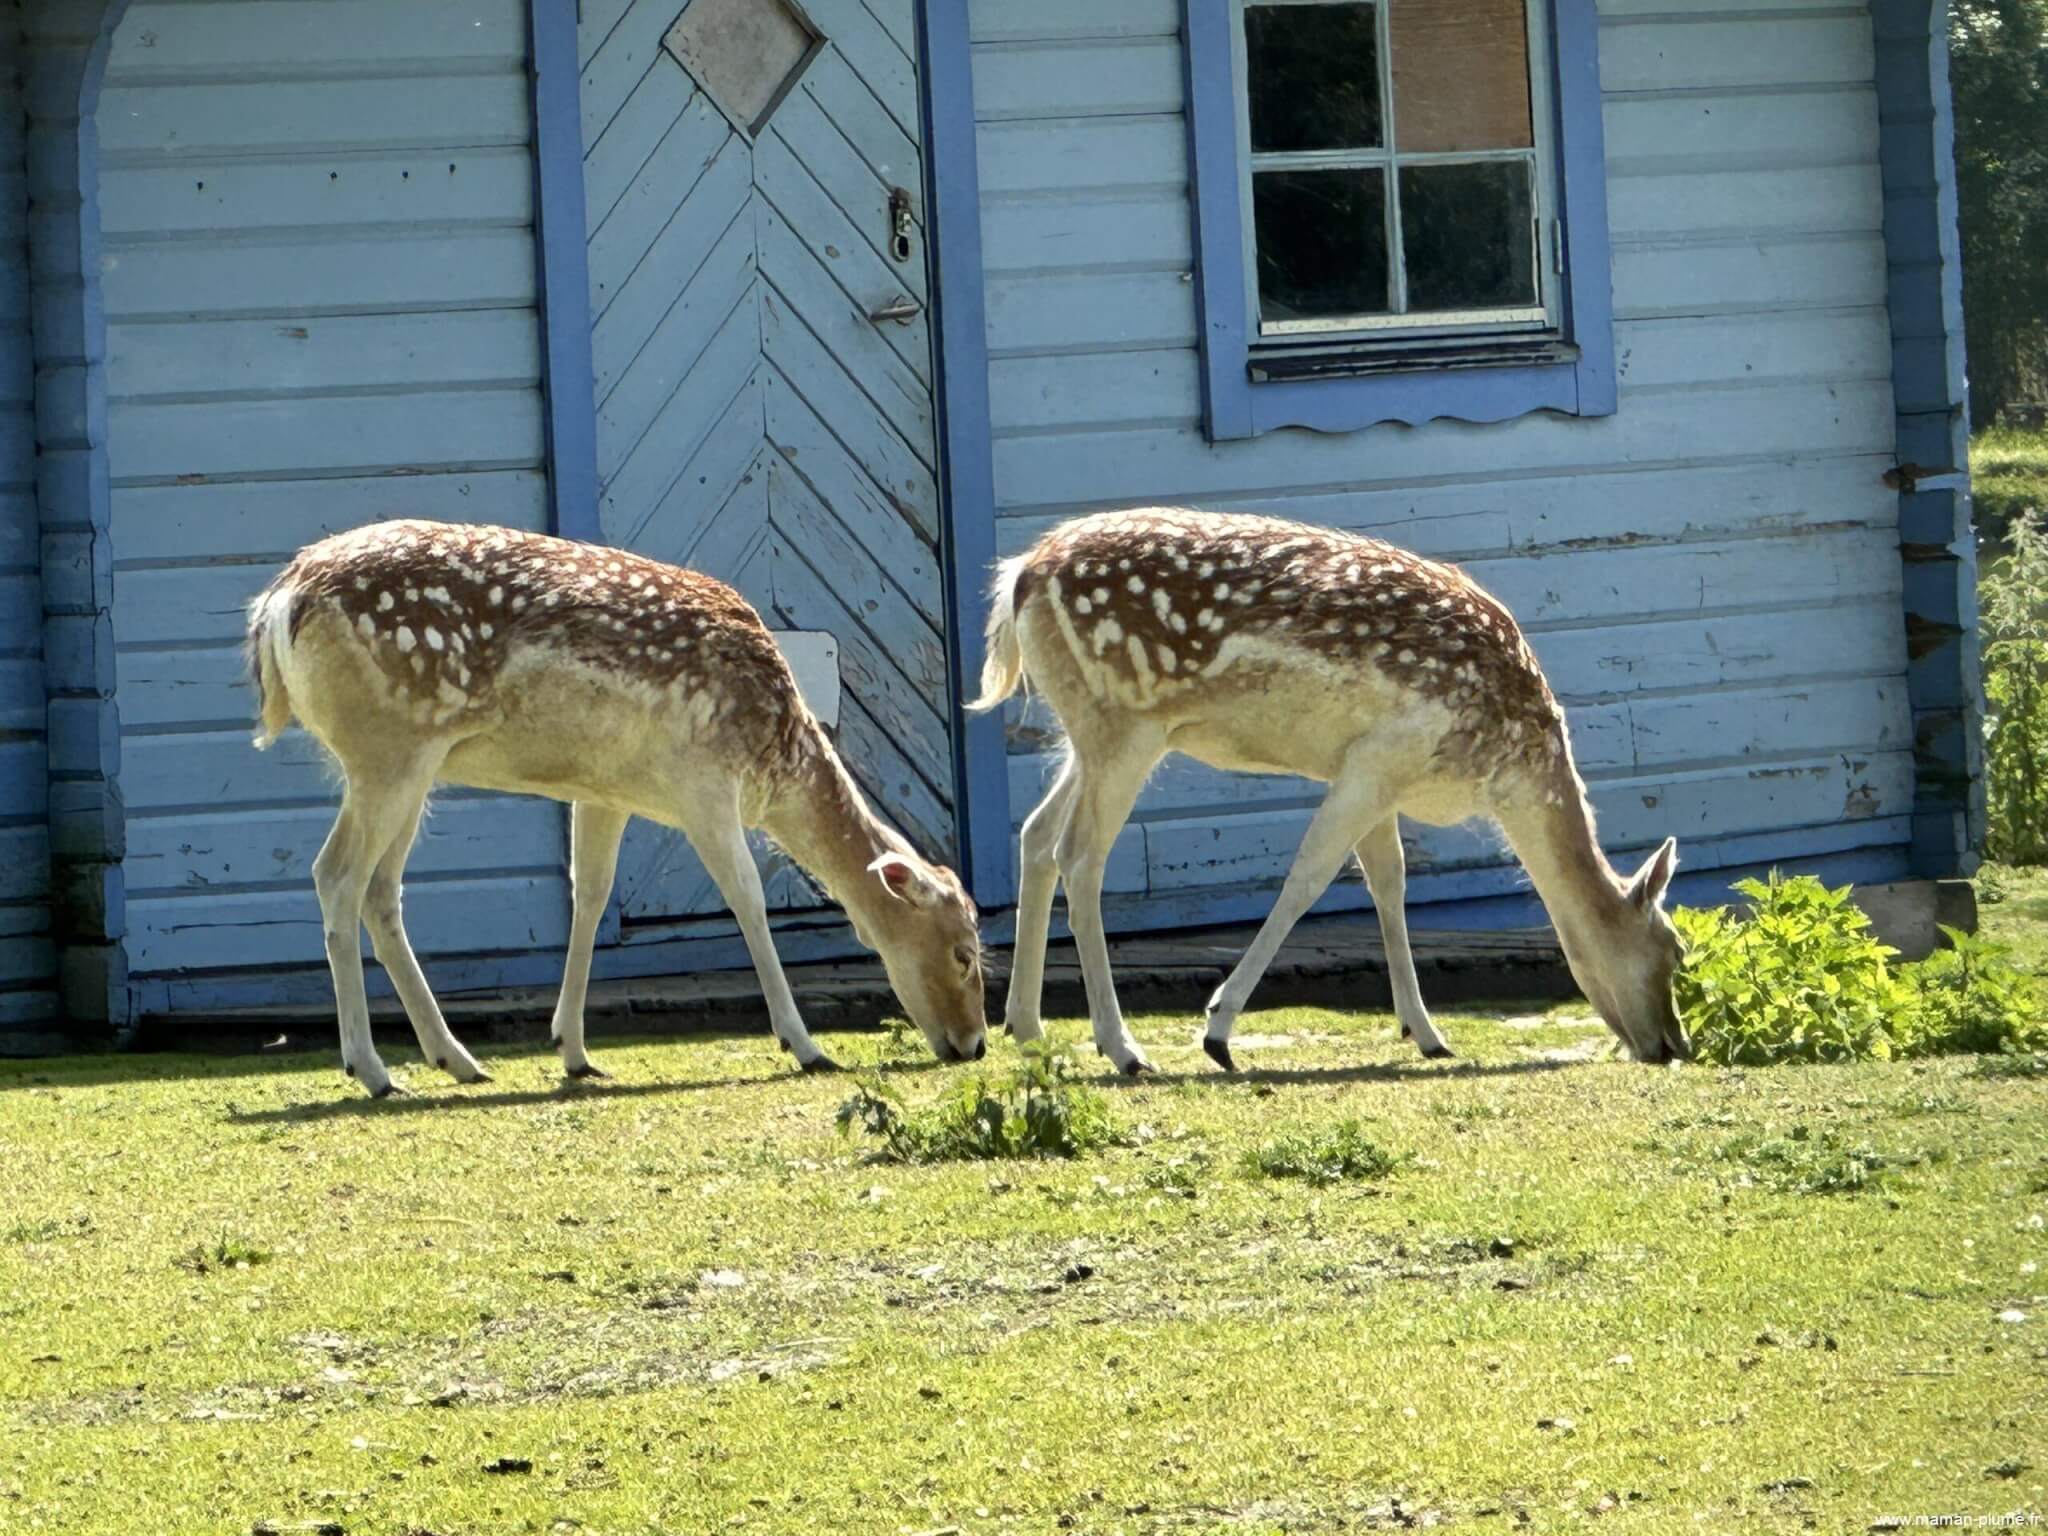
[953,944,978,976]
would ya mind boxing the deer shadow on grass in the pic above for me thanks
[218,1052,957,1126]
[1090,1055,1584,1091]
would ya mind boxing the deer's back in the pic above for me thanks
[266,520,812,803]
[1010,508,1565,783]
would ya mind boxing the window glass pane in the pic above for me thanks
[1398,160,1536,311]
[1388,0,1531,154]
[1253,167,1390,323]
[1245,2,1382,153]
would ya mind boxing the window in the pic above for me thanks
[1184,0,1615,439]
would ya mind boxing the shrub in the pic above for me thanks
[1898,925,2048,1057]
[1674,874,1908,1065]
[835,1045,1123,1163]
[1242,1120,1406,1186]
[1982,511,2048,863]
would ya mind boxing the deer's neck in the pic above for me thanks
[1497,769,1631,975]
[759,732,907,940]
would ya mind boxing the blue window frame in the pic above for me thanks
[1182,0,1616,440]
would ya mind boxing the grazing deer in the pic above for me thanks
[246,520,987,1097]
[971,508,1691,1074]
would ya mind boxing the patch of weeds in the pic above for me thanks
[1675,874,1906,1064]
[1974,1051,2048,1081]
[1711,1125,1949,1197]
[1901,927,2048,1057]
[174,1237,272,1275]
[1430,1100,1510,1123]
[1886,1091,1973,1119]
[1141,1149,1213,1199]
[4,1215,92,1244]
[836,1044,1123,1163]
[1243,1120,1407,1187]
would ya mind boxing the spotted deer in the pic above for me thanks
[971,508,1691,1074]
[246,520,987,1097]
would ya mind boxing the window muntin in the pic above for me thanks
[1234,0,1558,343]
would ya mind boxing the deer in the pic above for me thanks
[245,519,987,1098]
[970,507,1692,1075]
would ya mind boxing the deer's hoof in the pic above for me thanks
[1202,1037,1237,1073]
[371,1080,405,1100]
[1120,1056,1155,1078]
[1421,1043,1455,1061]
[801,1054,843,1075]
[565,1063,608,1081]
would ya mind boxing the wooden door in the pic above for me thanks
[577,0,954,928]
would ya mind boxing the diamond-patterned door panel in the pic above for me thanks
[577,0,947,928]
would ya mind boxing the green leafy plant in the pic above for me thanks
[1710,1125,1943,1197]
[835,1045,1123,1163]
[1899,925,2048,1056]
[1242,1119,1407,1187]
[174,1237,272,1275]
[1982,512,2048,863]
[1674,874,1909,1065]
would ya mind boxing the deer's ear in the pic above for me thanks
[869,852,940,908]
[1628,837,1679,911]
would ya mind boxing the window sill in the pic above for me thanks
[1248,337,1581,384]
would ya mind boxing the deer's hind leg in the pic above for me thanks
[1201,745,1407,1071]
[313,749,446,1097]
[362,796,491,1085]
[550,802,629,1079]
[1055,727,1163,1076]
[1003,753,1078,1044]
[1353,817,1452,1059]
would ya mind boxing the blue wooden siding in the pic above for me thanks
[968,0,1917,920]
[575,0,954,938]
[0,0,61,1047]
[96,0,569,985]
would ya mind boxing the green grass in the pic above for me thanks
[3,1000,2045,1535]
[1981,861,2048,974]
[1973,425,2048,544]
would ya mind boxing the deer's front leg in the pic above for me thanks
[552,802,630,1079]
[690,806,837,1073]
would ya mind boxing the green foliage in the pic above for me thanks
[1982,513,2048,862]
[1952,1,2048,428]
[1677,874,2048,1065]
[1899,925,2048,1056]
[174,1237,272,1275]
[1673,874,1908,1065]
[1242,1119,1407,1186]
[835,1045,1123,1163]
[1711,1124,1948,1197]
[1973,428,2048,546]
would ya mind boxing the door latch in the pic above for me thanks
[887,185,914,263]
[868,295,921,325]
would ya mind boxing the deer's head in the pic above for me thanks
[1567,837,1692,1063]
[863,852,989,1062]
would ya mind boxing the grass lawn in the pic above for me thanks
[1973,425,2048,545]
[4,983,2045,1536]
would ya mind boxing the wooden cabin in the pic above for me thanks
[0,0,1980,1045]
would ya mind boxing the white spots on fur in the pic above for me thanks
[1151,588,1173,625]
[1158,645,1178,673]
[404,587,419,603]
[1214,582,1231,602]
[488,585,504,607]
[1167,610,1188,635]
[479,622,494,640]
[395,625,417,654]
[511,595,529,613]
[1196,607,1219,631]
[377,591,395,612]
[1345,564,1361,583]
[1197,561,1215,579]
[424,585,451,605]
[1092,618,1124,655]
[424,626,445,652]
[355,613,375,640]
[1127,574,1146,595]
[1092,587,1110,605]
[1398,648,1415,664]
[1074,595,1093,616]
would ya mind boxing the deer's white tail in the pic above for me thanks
[968,553,1031,713]
[245,581,298,750]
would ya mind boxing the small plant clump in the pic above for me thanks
[836,1045,1123,1163]
[1242,1119,1408,1187]
[1712,1125,1949,1197]
[174,1237,272,1275]
[1675,874,2047,1066]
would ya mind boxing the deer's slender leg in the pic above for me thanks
[1055,741,1158,1075]
[1003,754,1078,1043]
[362,795,491,1084]
[313,755,442,1097]
[551,801,630,1079]
[688,800,834,1071]
[1354,817,1452,1059]
[1202,759,1399,1071]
